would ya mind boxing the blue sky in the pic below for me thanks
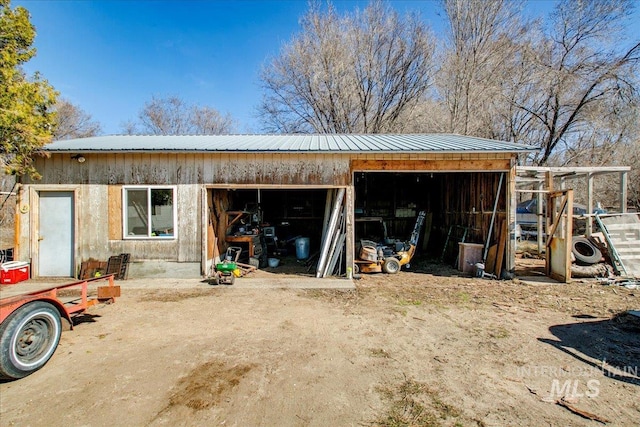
[14,0,640,135]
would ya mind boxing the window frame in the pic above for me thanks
[122,185,177,240]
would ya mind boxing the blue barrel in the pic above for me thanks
[295,237,310,260]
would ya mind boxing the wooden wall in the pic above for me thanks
[20,152,352,269]
[19,150,517,275]
[32,152,352,186]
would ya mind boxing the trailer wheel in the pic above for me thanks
[0,301,62,380]
[382,258,401,274]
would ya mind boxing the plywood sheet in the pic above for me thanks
[108,185,122,240]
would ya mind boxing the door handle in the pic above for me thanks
[38,236,44,241]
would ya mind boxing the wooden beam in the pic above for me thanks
[518,166,631,173]
[351,159,511,172]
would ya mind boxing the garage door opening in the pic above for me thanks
[354,171,507,275]
[206,188,345,277]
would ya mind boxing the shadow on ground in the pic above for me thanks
[539,312,640,386]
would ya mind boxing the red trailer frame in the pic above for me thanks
[0,275,121,380]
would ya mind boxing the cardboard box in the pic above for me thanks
[1,261,30,285]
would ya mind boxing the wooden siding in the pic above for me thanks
[19,151,518,273]
[352,157,512,172]
[34,152,352,186]
[23,152,353,267]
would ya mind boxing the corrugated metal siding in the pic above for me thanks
[46,134,537,153]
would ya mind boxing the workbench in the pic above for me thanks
[225,233,264,259]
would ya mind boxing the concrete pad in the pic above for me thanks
[120,277,355,290]
[516,275,565,285]
[1,277,355,296]
[225,277,354,290]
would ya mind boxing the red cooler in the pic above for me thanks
[1,261,30,285]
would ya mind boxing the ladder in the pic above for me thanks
[409,211,427,247]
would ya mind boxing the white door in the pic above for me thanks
[38,191,74,277]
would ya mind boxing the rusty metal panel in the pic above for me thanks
[97,285,121,299]
[549,237,569,282]
[546,190,573,283]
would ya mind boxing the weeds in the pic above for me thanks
[374,377,468,427]
[398,298,423,306]
[370,348,392,358]
[489,327,510,339]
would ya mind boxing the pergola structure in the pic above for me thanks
[515,166,631,255]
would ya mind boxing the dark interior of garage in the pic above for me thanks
[208,171,506,275]
[355,172,506,264]
[209,189,327,270]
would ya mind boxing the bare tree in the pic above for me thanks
[191,106,235,135]
[52,99,101,140]
[258,1,437,133]
[511,0,640,165]
[126,95,235,135]
[438,0,530,137]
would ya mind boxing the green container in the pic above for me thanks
[216,262,238,273]
[215,262,237,273]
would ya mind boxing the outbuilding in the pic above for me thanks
[14,134,536,279]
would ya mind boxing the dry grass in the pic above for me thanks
[373,378,478,427]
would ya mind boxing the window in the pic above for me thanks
[123,186,176,239]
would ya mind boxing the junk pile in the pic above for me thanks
[78,253,130,280]
[572,213,640,288]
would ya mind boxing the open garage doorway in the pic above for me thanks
[353,171,508,276]
[205,187,346,278]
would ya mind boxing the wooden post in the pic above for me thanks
[505,163,517,273]
[495,219,507,279]
[345,185,355,278]
[544,173,553,277]
[536,180,544,256]
[586,173,594,236]
[620,171,628,213]
[14,183,21,260]
[202,187,208,276]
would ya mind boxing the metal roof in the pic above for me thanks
[45,134,538,154]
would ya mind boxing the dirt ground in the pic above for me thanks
[1,258,639,426]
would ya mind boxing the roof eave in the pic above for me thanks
[46,148,538,154]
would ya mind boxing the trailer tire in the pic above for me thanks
[382,257,401,274]
[0,301,62,380]
[572,236,602,265]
